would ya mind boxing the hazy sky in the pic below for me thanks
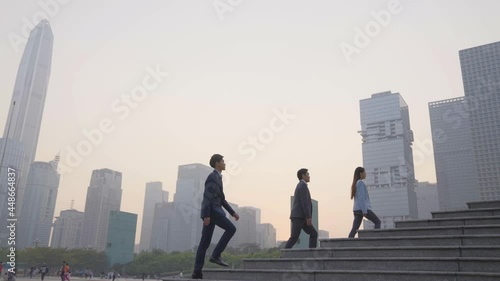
[1,0,499,243]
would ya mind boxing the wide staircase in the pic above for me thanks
[167,200,500,281]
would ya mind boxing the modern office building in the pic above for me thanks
[259,223,277,249]
[105,211,137,266]
[459,41,500,201]
[2,20,53,210]
[0,138,24,246]
[291,197,318,249]
[415,182,440,219]
[139,182,168,252]
[429,97,480,210]
[50,209,84,249]
[359,91,418,229]
[0,19,53,245]
[170,164,212,252]
[231,207,258,247]
[17,157,60,249]
[318,230,330,239]
[150,202,175,252]
[80,169,122,251]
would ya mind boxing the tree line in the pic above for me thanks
[1,245,281,277]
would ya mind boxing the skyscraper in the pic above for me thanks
[170,164,212,252]
[139,182,168,252]
[318,230,329,239]
[50,209,84,249]
[415,182,439,219]
[150,202,175,252]
[231,206,258,247]
[17,156,60,249]
[0,138,24,246]
[459,41,500,201]
[80,169,122,251]
[258,223,276,249]
[429,97,480,210]
[0,19,53,246]
[359,91,418,229]
[2,19,53,210]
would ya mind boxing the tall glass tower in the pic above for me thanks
[80,169,122,251]
[459,41,500,201]
[359,91,418,229]
[429,97,480,210]
[0,19,53,246]
[17,156,60,249]
[139,182,168,252]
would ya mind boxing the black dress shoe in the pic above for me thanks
[191,271,203,279]
[209,256,229,267]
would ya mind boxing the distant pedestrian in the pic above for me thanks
[348,166,381,238]
[60,262,66,281]
[284,168,318,249]
[30,266,35,278]
[40,263,49,281]
[141,272,145,281]
[64,263,70,281]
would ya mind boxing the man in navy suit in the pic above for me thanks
[284,168,318,249]
[192,154,240,279]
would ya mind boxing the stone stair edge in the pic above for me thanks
[357,224,500,232]
[467,200,500,205]
[280,245,500,251]
[163,279,245,281]
[432,207,500,214]
[242,257,500,262]
[394,215,500,223]
[204,268,500,276]
[319,234,500,242]
[163,279,247,281]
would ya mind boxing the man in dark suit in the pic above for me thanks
[192,154,240,279]
[284,168,318,249]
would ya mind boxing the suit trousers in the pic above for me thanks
[194,216,236,272]
[284,218,318,249]
[348,209,381,238]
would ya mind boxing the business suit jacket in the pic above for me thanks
[290,180,313,219]
[200,170,235,219]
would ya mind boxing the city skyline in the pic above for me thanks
[1,1,500,242]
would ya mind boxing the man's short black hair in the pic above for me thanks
[209,154,224,168]
[297,168,308,180]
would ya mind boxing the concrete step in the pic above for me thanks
[161,273,244,281]
[432,208,500,218]
[319,234,500,248]
[280,245,500,258]
[161,272,245,281]
[357,224,500,238]
[242,257,500,272]
[394,216,500,228]
[468,200,500,209]
[203,269,500,281]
